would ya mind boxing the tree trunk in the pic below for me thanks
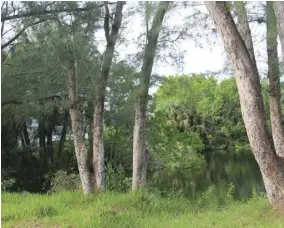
[45,108,58,163]
[58,110,69,159]
[46,130,53,163]
[38,119,46,148]
[234,1,284,158]
[273,1,284,59]
[267,2,284,158]
[38,119,48,167]
[234,1,256,66]
[205,1,284,209]
[92,1,125,191]
[21,122,30,147]
[67,60,92,195]
[132,1,170,191]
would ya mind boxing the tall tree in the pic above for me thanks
[205,1,284,208]
[273,1,284,59]
[92,1,125,191]
[132,1,171,190]
[234,1,284,158]
[266,2,284,158]
[68,59,93,195]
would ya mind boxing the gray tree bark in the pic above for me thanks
[92,1,125,191]
[67,60,92,195]
[234,1,256,66]
[273,1,284,60]
[132,1,170,191]
[205,1,284,209]
[267,2,284,158]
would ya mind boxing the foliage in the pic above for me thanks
[196,185,218,210]
[1,169,16,192]
[50,170,81,193]
[106,164,132,192]
[154,75,250,155]
[1,1,279,203]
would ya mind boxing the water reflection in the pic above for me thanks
[150,151,265,201]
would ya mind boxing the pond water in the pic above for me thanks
[149,151,265,201]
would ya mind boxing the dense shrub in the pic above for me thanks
[50,170,81,192]
[106,164,132,192]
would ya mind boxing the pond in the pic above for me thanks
[149,150,265,201]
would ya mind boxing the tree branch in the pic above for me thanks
[1,91,90,107]
[1,94,67,107]
[104,2,110,42]
[1,18,46,49]
[1,2,8,36]
[1,3,115,22]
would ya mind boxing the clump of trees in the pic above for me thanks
[2,1,284,209]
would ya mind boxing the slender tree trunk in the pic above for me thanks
[132,1,170,191]
[267,2,284,158]
[92,1,125,191]
[205,1,284,209]
[93,97,105,191]
[234,1,256,65]
[67,60,92,195]
[46,130,53,163]
[273,1,284,59]
[39,119,46,148]
[58,110,69,159]
[21,122,30,147]
[38,119,48,167]
[45,108,58,163]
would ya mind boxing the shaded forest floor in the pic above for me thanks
[2,190,284,228]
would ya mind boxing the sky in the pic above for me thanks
[2,1,281,80]
[95,1,281,81]
[95,2,227,77]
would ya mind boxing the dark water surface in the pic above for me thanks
[149,151,264,201]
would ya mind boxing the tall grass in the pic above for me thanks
[2,189,283,228]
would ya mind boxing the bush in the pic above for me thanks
[106,164,132,192]
[1,168,16,192]
[224,183,235,206]
[196,185,218,210]
[50,170,80,192]
[167,187,185,199]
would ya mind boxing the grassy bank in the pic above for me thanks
[2,190,284,228]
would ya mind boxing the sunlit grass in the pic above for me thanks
[2,190,284,228]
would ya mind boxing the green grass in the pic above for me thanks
[2,190,284,228]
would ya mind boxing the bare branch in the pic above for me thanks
[1,1,8,37]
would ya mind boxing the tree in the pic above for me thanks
[266,2,284,158]
[132,1,171,190]
[67,59,93,195]
[234,1,284,158]
[205,1,284,208]
[92,1,125,191]
[1,1,110,50]
[273,1,284,60]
